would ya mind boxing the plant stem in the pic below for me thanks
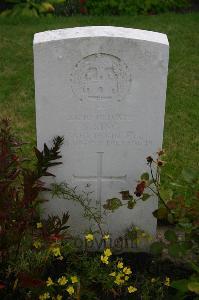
[149,164,171,212]
[53,184,104,239]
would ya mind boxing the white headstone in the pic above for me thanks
[34,26,169,250]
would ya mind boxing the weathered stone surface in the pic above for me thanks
[34,26,169,249]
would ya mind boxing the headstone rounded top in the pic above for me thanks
[34,26,169,46]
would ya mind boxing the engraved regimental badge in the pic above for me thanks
[71,53,132,102]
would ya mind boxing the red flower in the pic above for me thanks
[12,155,18,161]
[79,0,86,4]
[48,233,64,242]
[80,7,87,14]
[0,283,6,289]
[134,181,146,197]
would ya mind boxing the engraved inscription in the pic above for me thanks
[71,53,132,102]
[65,130,152,147]
[64,112,152,147]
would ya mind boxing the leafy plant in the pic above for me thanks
[85,0,190,16]
[1,0,65,16]
[104,149,199,298]
[0,118,70,297]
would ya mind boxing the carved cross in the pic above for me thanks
[73,152,127,214]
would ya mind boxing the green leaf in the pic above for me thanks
[103,198,122,212]
[141,172,149,181]
[179,241,193,255]
[191,263,199,274]
[41,2,55,13]
[169,182,183,188]
[188,282,199,295]
[171,279,189,293]
[153,207,168,220]
[168,243,180,257]
[141,193,150,201]
[150,241,164,256]
[164,229,177,242]
[159,187,173,201]
[168,213,175,224]
[127,199,136,209]
[34,147,43,161]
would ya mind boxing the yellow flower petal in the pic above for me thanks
[71,276,78,284]
[104,248,112,257]
[164,277,170,286]
[37,222,43,229]
[66,285,74,295]
[58,276,68,285]
[101,255,109,264]
[85,233,94,242]
[109,272,116,277]
[114,274,125,285]
[103,234,110,240]
[33,240,41,249]
[117,261,123,269]
[51,247,61,257]
[128,286,137,293]
[39,292,50,300]
[123,267,132,275]
[46,277,54,286]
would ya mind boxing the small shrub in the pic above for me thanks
[1,0,66,17]
[85,0,191,15]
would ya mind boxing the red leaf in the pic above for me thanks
[0,283,6,289]
[19,273,45,288]
[48,233,64,242]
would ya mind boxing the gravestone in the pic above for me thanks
[34,26,169,249]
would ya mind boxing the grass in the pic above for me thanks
[0,13,198,179]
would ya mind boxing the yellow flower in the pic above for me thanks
[85,233,94,242]
[164,277,170,286]
[128,286,137,293]
[125,276,129,281]
[46,277,54,286]
[39,292,50,300]
[104,248,112,257]
[66,285,74,295]
[71,276,78,284]
[56,296,62,300]
[57,255,63,261]
[103,234,110,240]
[33,240,41,249]
[51,247,61,257]
[109,272,116,277]
[117,261,123,269]
[123,267,132,275]
[101,255,109,264]
[37,222,43,229]
[58,276,68,286]
[114,274,124,285]
[151,278,156,283]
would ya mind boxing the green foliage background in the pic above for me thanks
[85,0,190,15]
[1,0,193,16]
